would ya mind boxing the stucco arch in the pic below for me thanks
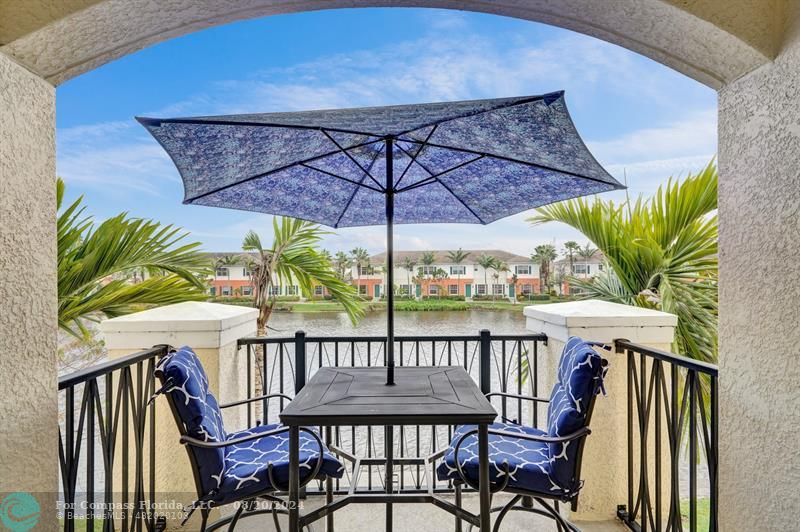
[0,0,775,88]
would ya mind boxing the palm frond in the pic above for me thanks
[57,178,209,338]
[527,161,718,364]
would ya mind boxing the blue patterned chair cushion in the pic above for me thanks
[156,346,345,504]
[217,423,344,504]
[156,347,227,496]
[437,336,606,495]
[545,336,606,488]
[437,422,569,495]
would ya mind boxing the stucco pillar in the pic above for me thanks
[717,4,800,530]
[0,50,57,522]
[524,300,676,522]
[100,301,256,528]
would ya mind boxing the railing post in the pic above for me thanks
[479,329,491,395]
[295,330,307,393]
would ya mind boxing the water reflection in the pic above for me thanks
[267,308,528,337]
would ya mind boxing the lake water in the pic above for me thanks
[267,308,529,337]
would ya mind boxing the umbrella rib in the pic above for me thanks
[137,116,384,138]
[393,124,438,191]
[397,138,619,187]
[334,142,386,228]
[393,144,486,224]
[299,163,384,193]
[321,129,386,192]
[394,154,484,193]
[391,93,556,138]
[183,137,384,203]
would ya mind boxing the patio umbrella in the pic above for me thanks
[137,91,623,385]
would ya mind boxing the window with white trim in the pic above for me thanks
[242,286,253,296]
[448,284,458,295]
[420,265,437,275]
[521,284,532,294]
[492,284,505,295]
[221,286,232,296]
[314,286,324,296]
[573,264,589,275]
[450,266,466,275]
[359,285,368,295]
[429,285,439,295]
[269,285,281,296]
[286,285,298,296]
[515,265,532,275]
[215,267,228,277]
[476,284,487,295]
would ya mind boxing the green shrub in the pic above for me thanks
[517,294,550,302]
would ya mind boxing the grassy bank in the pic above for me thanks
[211,296,571,313]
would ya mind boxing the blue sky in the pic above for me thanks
[56,8,717,256]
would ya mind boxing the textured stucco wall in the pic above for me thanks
[718,3,800,530]
[0,51,57,510]
[0,0,771,88]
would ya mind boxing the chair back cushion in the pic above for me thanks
[155,346,226,496]
[545,336,607,489]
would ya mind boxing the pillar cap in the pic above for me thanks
[100,301,258,349]
[524,299,676,343]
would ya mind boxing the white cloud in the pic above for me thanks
[588,109,717,164]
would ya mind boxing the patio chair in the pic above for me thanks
[436,336,608,532]
[152,346,344,531]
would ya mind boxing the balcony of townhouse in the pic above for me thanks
[57,300,714,532]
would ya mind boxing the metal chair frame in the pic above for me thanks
[160,383,335,532]
[436,356,607,532]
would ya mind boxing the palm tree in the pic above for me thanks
[578,242,598,279]
[333,251,352,281]
[531,245,557,294]
[563,241,580,278]
[402,257,417,297]
[476,253,497,297]
[420,251,436,295]
[244,217,363,335]
[351,247,370,295]
[57,178,209,339]
[446,248,469,297]
[528,161,718,366]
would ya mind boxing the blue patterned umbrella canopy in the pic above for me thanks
[138,91,623,384]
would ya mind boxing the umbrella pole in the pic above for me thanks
[385,137,395,385]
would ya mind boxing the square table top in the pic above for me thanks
[279,366,497,427]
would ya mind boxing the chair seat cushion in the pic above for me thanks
[214,423,344,504]
[436,422,570,496]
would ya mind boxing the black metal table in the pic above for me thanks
[279,366,497,532]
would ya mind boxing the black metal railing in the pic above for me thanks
[237,330,547,493]
[615,340,718,532]
[58,345,169,532]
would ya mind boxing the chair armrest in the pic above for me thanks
[219,393,293,409]
[180,425,292,448]
[486,392,550,404]
[486,426,591,444]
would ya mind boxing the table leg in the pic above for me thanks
[325,426,334,532]
[478,424,491,532]
[289,425,300,532]
[385,425,394,532]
